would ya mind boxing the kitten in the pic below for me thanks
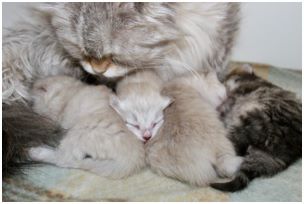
[145,78,243,186]
[110,70,171,142]
[210,65,302,192]
[29,76,145,179]
[3,2,240,177]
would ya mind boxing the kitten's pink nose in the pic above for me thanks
[143,130,152,141]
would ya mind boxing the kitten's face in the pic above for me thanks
[40,3,179,78]
[110,92,172,142]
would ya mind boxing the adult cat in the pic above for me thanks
[3,2,240,177]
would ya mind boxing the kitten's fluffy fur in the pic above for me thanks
[145,79,242,186]
[29,76,145,178]
[211,65,302,192]
[110,70,171,142]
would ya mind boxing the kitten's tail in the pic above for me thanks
[3,102,64,178]
[210,147,288,192]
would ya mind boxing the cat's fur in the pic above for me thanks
[145,79,243,186]
[2,2,240,176]
[210,65,302,192]
[29,76,145,178]
[110,70,171,142]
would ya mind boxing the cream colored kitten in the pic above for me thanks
[145,78,242,186]
[29,76,145,179]
[110,70,172,142]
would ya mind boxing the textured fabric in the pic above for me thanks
[2,62,302,202]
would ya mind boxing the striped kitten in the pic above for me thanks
[211,65,302,192]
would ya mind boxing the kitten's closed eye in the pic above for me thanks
[155,117,164,125]
[83,153,92,159]
[126,122,140,129]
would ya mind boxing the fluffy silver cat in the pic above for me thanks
[3,2,240,104]
[3,2,240,177]
[29,76,145,178]
[110,70,171,142]
[145,75,243,186]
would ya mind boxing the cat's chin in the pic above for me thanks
[102,67,130,78]
[81,60,131,79]
[80,61,98,75]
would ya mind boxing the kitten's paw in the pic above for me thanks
[28,146,56,162]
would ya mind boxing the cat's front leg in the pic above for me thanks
[28,146,58,164]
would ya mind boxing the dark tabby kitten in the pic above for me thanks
[211,65,302,192]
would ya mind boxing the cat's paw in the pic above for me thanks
[28,146,56,162]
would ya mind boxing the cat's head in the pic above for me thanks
[36,3,180,78]
[110,91,172,142]
[224,64,255,92]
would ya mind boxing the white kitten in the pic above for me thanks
[29,76,145,179]
[110,71,172,142]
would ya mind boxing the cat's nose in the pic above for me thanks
[143,131,152,141]
[87,55,113,74]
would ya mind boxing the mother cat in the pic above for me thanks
[3,2,240,177]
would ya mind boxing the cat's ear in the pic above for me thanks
[118,3,148,13]
[241,64,254,74]
[32,3,63,15]
[33,3,81,17]
[109,95,123,114]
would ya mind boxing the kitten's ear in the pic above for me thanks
[241,64,254,74]
[33,82,48,93]
[109,95,123,114]
[162,96,174,109]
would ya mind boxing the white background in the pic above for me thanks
[2,2,302,70]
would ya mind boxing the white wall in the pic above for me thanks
[232,3,302,70]
[2,2,302,70]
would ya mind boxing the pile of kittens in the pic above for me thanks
[29,64,301,192]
